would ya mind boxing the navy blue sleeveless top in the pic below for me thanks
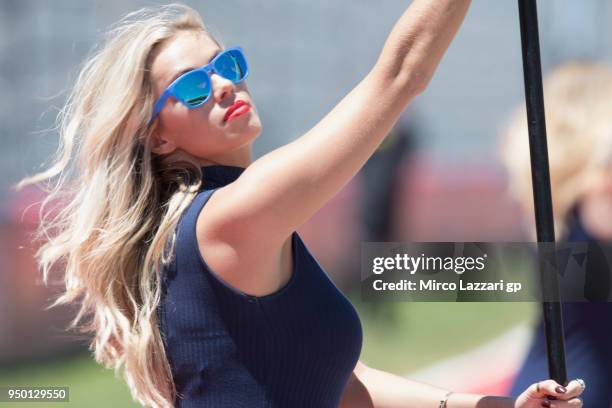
[157,165,363,407]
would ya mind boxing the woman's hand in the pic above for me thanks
[514,379,585,407]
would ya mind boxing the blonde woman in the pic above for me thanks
[16,2,584,408]
[501,61,612,407]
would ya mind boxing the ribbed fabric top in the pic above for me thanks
[157,165,363,408]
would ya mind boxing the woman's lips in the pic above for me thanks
[224,101,251,122]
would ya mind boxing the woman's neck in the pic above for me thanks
[196,143,253,168]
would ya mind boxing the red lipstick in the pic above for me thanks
[224,100,251,122]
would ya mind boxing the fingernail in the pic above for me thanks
[555,385,566,393]
[541,400,551,408]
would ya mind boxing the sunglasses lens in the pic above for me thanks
[175,70,211,107]
[214,49,248,83]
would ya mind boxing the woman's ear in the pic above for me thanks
[149,128,177,155]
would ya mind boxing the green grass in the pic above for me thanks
[0,300,537,407]
[0,353,139,408]
[347,295,538,374]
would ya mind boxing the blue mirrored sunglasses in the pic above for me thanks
[149,46,249,126]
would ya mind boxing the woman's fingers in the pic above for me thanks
[517,379,585,408]
[531,378,585,400]
[531,379,568,398]
[527,378,585,408]
[558,379,585,400]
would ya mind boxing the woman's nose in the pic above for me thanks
[211,73,235,103]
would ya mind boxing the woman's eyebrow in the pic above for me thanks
[165,48,223,87]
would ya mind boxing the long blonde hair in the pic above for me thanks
[14,4,223,407]
[500,61,612,240]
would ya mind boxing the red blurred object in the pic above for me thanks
[0,185,84,365]
[394,154,524,242]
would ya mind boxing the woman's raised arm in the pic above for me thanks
[207,0,471,246]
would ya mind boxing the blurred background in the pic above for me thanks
[2,0,612,406]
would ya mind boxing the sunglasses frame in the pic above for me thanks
[148,46,249,126]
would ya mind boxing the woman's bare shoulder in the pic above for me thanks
[194,185,294,297]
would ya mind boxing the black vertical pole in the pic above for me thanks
[517,0,568,385]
